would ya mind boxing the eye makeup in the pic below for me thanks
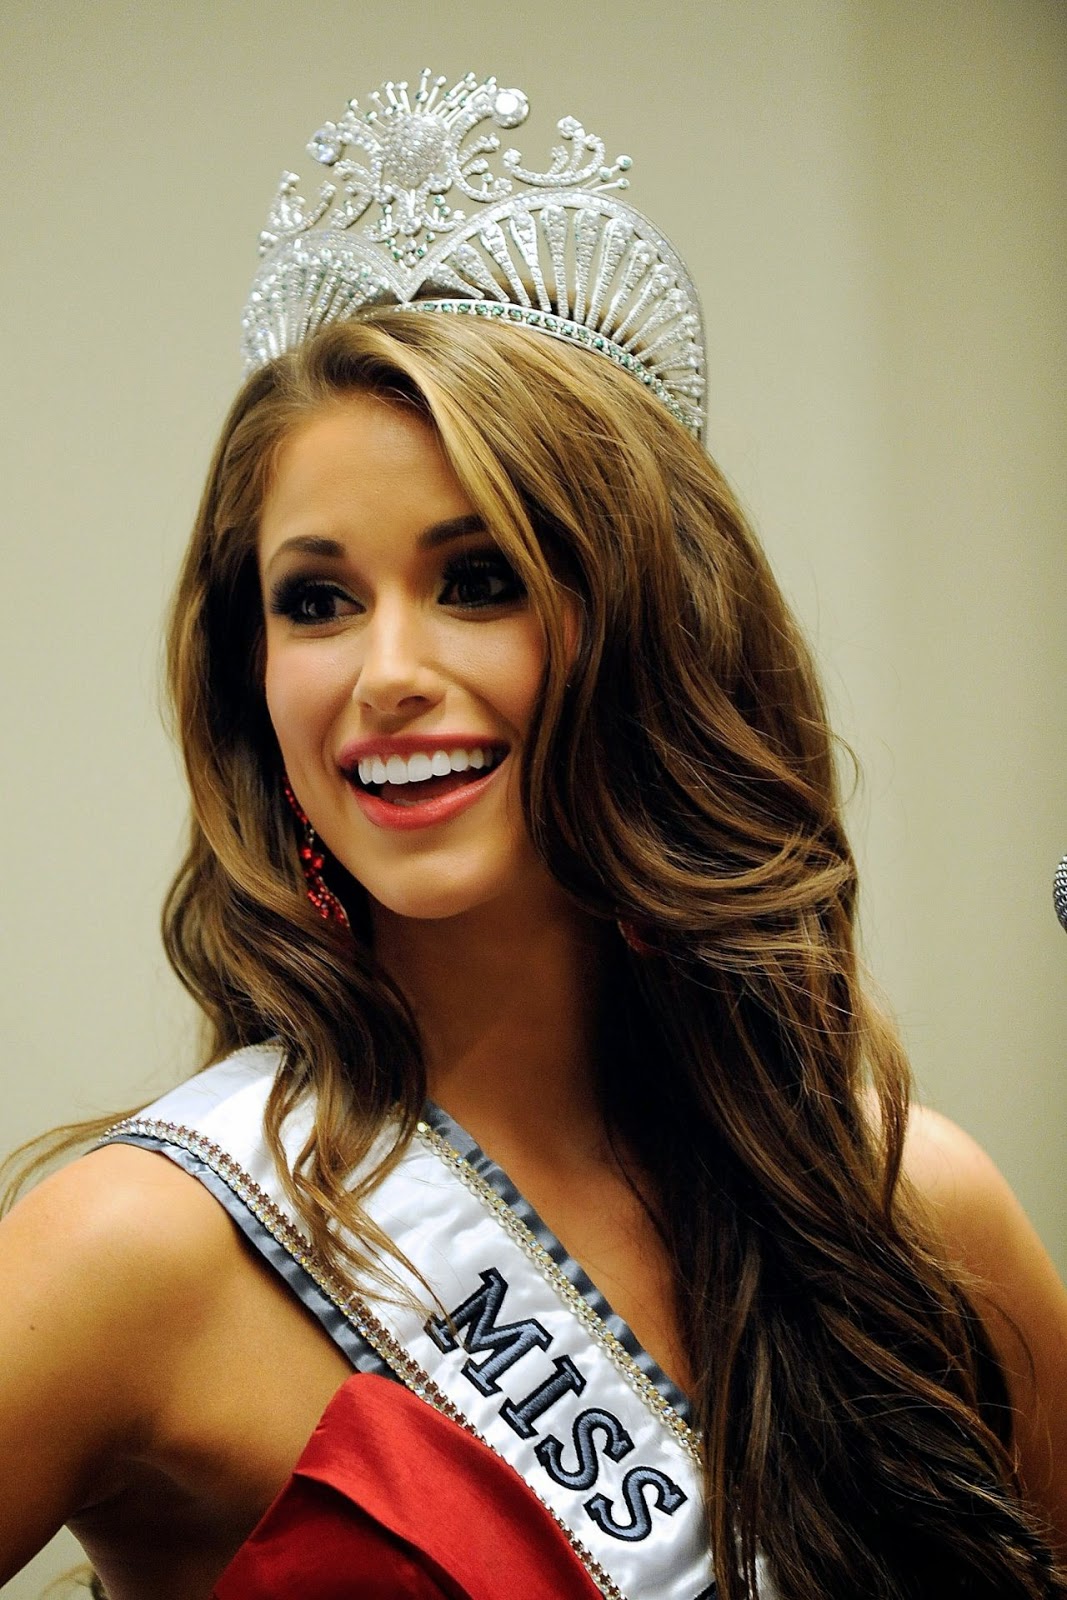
[268,546,527,625]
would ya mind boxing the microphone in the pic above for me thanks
[1055,854,1067,933]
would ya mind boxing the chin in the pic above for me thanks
[361,870,513,927]
[358,844,547,931]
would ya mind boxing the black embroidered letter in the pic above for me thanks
[535,1406,634,1491]
[425,1268,551,1396]
[586,1465,687,1542]
[500,1355,587,1439]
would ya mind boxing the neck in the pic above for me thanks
[370,892,611,1166]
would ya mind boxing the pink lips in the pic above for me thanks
[347,755,507,832]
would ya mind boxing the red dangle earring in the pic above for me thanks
[617,917,657,958]
[282,781,351,930]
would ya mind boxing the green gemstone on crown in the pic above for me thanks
[243,74,705,438]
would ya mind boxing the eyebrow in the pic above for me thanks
[264,513,487,574]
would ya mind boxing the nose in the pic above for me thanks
[351,595,442,718]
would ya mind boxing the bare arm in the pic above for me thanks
[903,1106,1067,1559]
[0,1144,232,1581]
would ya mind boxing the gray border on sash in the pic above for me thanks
[422,1101,694,1426]
[106,1131,398,1384]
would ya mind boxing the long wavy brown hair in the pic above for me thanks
[12,313,1065,1598]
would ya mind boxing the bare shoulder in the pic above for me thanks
[4,1140,242,1299]
[0,1141,246,1435]
[0,1143,246,1578]
[899,1103,1067,1548]
[899,1103,1064,1296]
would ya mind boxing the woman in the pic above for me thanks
[2,71,1066,1600]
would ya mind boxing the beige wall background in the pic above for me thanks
[2,0,1064,1592]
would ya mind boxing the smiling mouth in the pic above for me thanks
[346,748,508,807]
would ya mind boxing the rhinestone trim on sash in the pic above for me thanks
[415,1117,699,1460]
[107,1114,628,1600]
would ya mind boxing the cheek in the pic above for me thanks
[263,642,345,760]
[482,621,547,727]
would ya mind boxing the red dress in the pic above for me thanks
[212,1372,605,1599]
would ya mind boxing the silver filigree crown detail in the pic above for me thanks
[241,70,706,438]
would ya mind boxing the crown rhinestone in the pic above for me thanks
[241,70,706,438]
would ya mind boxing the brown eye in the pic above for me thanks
[269,576,358,624]
[439,553,526,609]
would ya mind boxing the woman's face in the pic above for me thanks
[258,393,561,926]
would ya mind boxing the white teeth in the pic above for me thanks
[355,746,502,789]
[385,755,410,785]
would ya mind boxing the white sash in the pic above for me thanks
[104,1044,729,1600]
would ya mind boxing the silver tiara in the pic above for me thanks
[241,70,706,438]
